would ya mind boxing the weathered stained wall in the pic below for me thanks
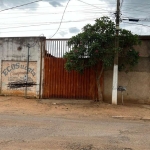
[1,61,37,96]
[104,36,150,104]
[0,37,45,97]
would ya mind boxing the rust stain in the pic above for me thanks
[43,57,104,100]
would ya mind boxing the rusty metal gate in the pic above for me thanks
[42,39,103,100]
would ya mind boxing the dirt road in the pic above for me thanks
[0,96,150,150]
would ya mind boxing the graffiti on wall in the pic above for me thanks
[1,61,37,95]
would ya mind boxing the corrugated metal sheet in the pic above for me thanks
[42,39,103,100]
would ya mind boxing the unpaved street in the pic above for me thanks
[0,96,150,150]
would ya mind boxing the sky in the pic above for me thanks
[0,0,150,38]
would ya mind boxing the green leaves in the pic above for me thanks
[64,16,140,73]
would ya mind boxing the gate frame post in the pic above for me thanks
[39,38,46,99]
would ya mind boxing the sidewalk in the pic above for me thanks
[0,96,150,120]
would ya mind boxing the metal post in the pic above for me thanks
[39,39,44,99]
[112,0,120,105]
[25,43,30,98]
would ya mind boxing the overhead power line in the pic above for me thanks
[121,2,150,6]
[77,0,114,12]
[50,0,71,38]
[0,28,68,34]
[0,0,42,13]
[0,4,117,10]
[122,21,150,28]
[1,13,109,24]
[123,17,150,22]
[122,8,150,13]
[0,10,111,20]
[0,18,99,30]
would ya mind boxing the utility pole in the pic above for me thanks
[112,0,120,105]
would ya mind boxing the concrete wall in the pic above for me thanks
[0,37,45,98]
[104,36,150,104]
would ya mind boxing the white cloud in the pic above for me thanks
[0,0,68,9]
[69,27,80,33]
[46,0,68,7]
[0,0,149,38]
[59,31,68,37]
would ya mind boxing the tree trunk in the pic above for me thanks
[96,64,104,101]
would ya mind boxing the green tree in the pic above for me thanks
[64,16,140,101]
